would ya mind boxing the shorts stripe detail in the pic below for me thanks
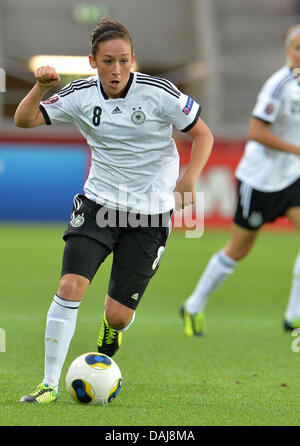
[70,194,83,225]
[240,182,253,219]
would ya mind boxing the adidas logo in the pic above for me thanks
[112,106,122,114]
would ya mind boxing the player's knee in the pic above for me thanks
[57,274,89,300]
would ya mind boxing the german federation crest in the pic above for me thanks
[70,213,85,228]
[248,211,263,228]
[131,109,145,125]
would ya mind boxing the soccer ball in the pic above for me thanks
[65,352,122,406]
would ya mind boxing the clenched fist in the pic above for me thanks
[34,65,60,88]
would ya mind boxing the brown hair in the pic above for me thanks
[91,17,133,57]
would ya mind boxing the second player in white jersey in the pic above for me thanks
[40,71,201,214]
[181,24,300,338]
[236,65,300,191]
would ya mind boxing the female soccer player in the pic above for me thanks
[14,17,213,402]
[181,24,300,337]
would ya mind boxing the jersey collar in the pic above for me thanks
[99,72,134,100]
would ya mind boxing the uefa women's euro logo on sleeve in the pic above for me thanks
[182,97,194,115]
[42,96,59,105]
[265,103,274,115]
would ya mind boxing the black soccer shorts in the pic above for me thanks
[61,194,172,310]
[234,177,300,230]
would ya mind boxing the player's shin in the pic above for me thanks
[43,294,81,391]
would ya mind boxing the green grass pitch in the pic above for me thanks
[0,223,300,426]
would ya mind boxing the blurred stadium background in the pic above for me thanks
[0,0,299,224]
[2,1,300,427]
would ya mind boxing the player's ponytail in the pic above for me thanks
[91,17,133,57]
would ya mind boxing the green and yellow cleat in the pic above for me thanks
[180,304,205,337]
[20,383,57,403]
[97,313,122,357]
[284,316,300,331]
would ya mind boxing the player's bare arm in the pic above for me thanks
[14,65,60,128]
[248,117,300,156]
[175,117,213,209]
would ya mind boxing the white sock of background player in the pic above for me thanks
[285,251,300,322]
[185,250,237,314]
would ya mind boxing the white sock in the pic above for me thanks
[117,312,136,332]
[285,252,300,322]
[43,294,81,392]
[185,250,237,314]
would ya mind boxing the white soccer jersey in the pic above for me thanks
[235,65,300,191]
[40,72,201,214]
